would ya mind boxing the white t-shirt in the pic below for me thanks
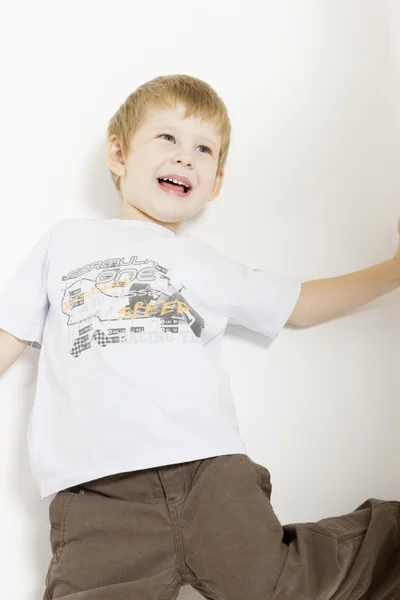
[0,218,302,498]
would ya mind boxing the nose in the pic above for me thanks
[173,156,193,169]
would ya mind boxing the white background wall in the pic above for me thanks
[0,1,399,598]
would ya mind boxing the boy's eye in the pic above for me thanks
[159,134,211,154]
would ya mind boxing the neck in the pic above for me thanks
[118,200,181,233]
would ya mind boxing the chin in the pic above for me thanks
[148,207,193,224]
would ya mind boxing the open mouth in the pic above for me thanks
[157,178,192,197]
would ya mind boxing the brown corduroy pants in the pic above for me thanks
[43,453,400,600]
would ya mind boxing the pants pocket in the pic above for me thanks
[241,454,272,499]
[48,491,77,565]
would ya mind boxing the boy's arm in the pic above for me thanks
[286,258,399,327]
[0,329,29,376]
[255,218,400,328]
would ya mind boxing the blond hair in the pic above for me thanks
[106,74,231,199]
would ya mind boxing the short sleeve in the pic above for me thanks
[219,255,303,339]
[0,227,53,348]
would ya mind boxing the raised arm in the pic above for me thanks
[256,218,400,328]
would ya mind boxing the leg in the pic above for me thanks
[183,454,400,600]
[42,471,182,600]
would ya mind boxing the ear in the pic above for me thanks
[208,170,225,203]
[105,135,126,176]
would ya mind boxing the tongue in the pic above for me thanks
[159,179,185,193]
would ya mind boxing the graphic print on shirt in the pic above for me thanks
[61,254,205,358]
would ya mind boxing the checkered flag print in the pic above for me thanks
[69,330,110,358]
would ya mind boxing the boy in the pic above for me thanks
[0,74,399,600]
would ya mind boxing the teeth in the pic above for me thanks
[160,176,190,189]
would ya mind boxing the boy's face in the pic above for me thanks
[106,103,224,231]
